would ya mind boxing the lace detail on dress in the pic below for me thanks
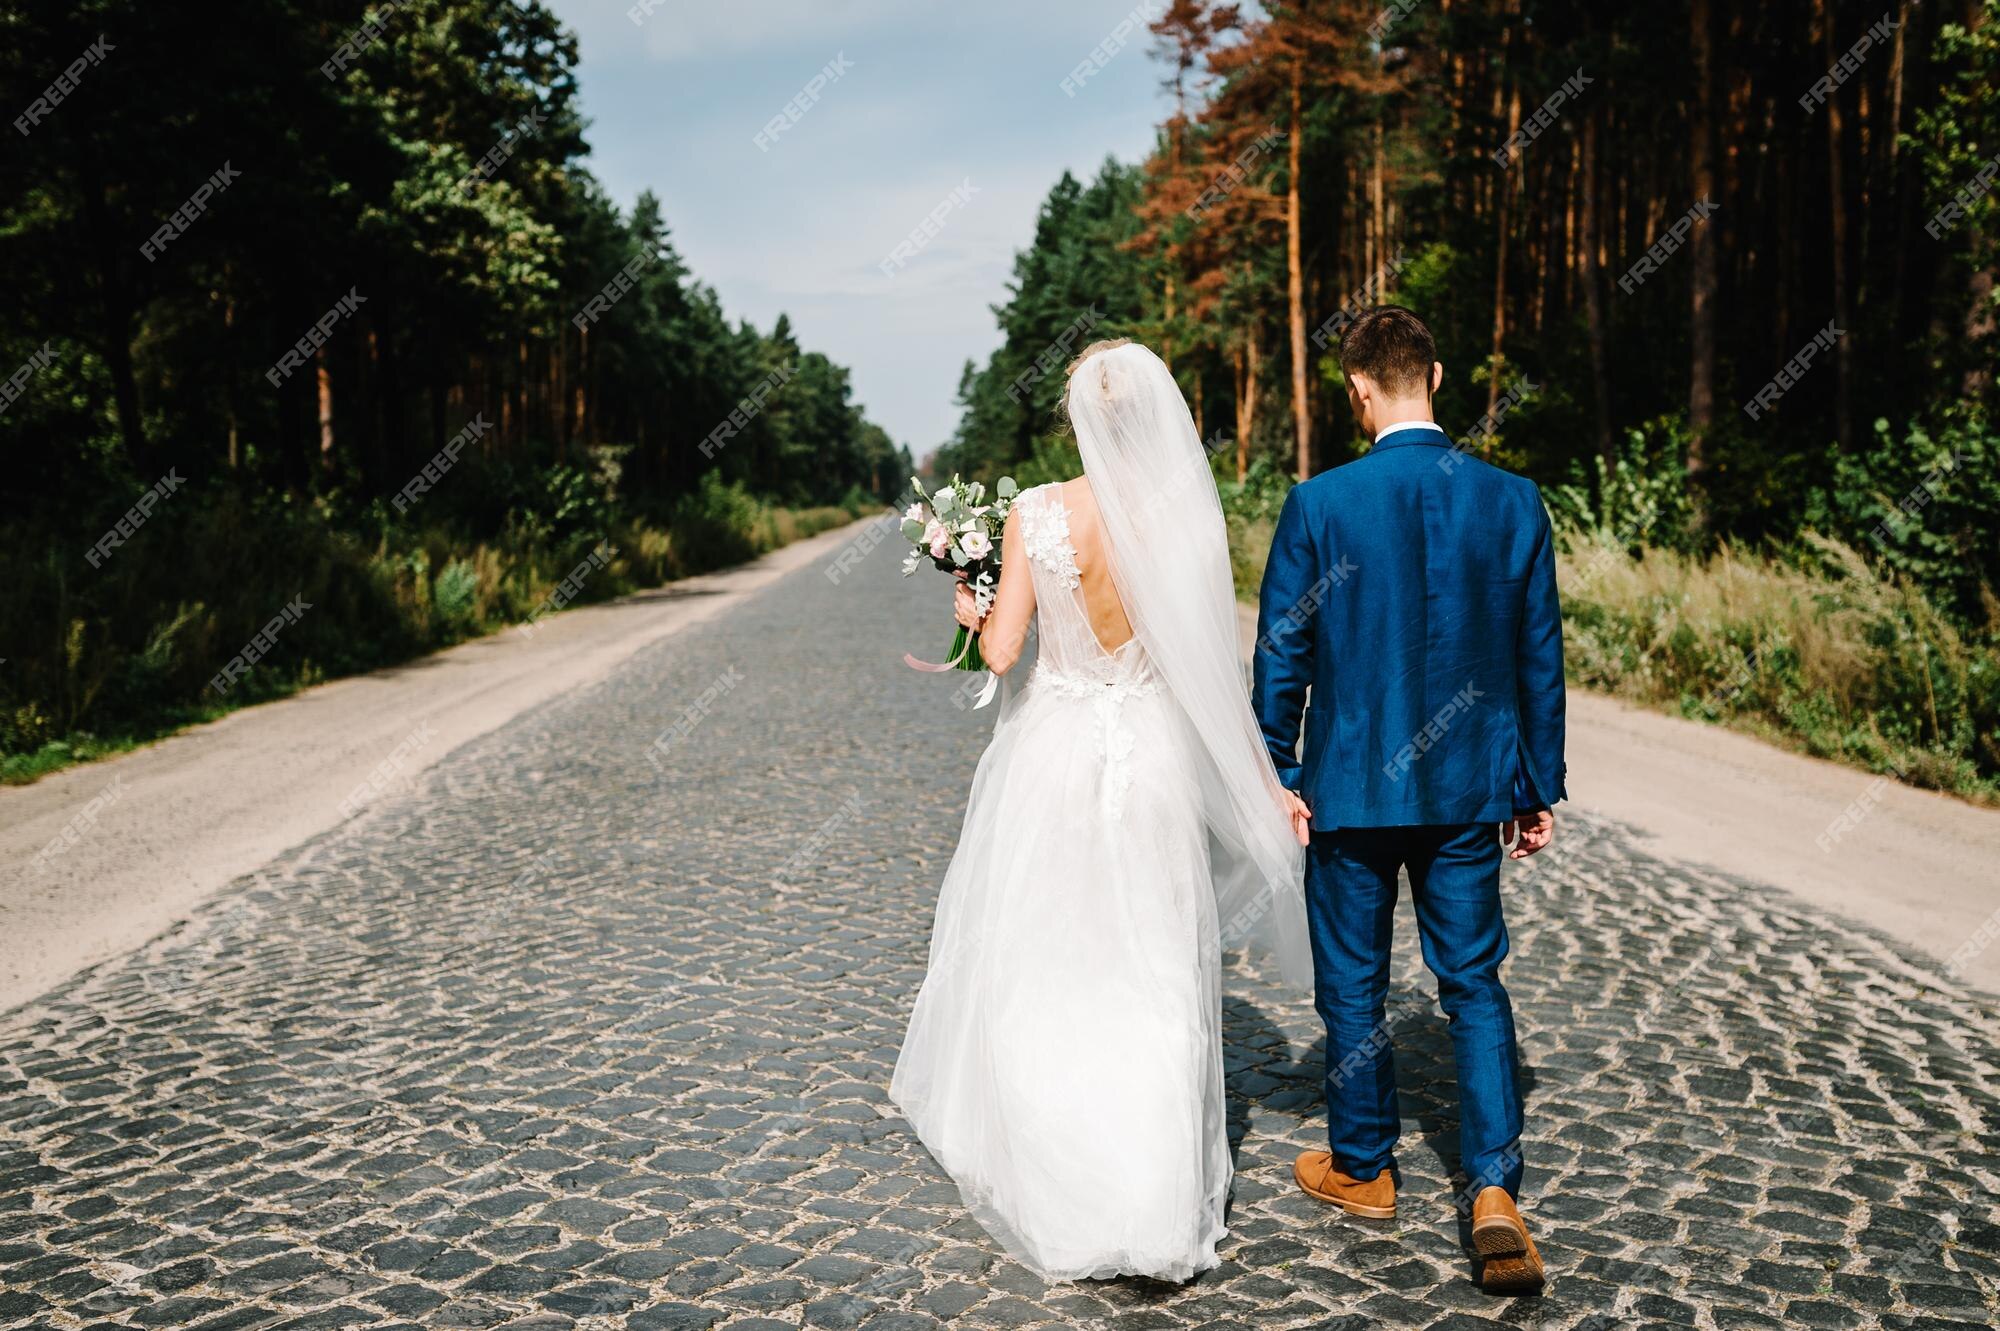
[1030,666,1162,701]
[1031,665,1162,819]
[1020,487,1082,590]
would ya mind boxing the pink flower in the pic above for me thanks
[960,530,992,559]
[925,520,951,559]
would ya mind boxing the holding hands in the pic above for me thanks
[1281,789,1312,847]
[1501,809,1555,859]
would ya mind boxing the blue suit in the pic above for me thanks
[1251,424,1567,1197]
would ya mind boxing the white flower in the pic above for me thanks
[903,503,926,523]
[933,485,957,505]
[960,530,992,559]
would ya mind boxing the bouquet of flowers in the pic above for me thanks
[899,473,1016,674]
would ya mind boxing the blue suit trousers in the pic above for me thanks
[1304,822,1525,1197]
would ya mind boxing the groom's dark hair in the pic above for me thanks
[1339,306,1436,398]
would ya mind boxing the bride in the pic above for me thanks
[890,339,1313,1282]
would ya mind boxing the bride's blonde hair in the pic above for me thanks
[1065,337,1133,380]
[1058,338,1136,435]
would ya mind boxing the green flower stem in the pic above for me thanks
[951,624,987,672]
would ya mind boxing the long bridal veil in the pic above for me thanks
[1066,342,1311,985]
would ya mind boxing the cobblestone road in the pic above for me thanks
[3,522,1997,1331]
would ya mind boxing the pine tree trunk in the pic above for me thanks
[1688,0,1720,508]
[1238,327,1261,483]
[224,286,239,469]
[1368,119,1383,282]
[1580,109,1616,471]
[575,327,591,443]
[316,352,336,474]
[1233,340,1248,481]
[551,330,566,457]
[1486,83,1519,420]
[1819,0,1855,450]
[516,338,531,452]
[1287,66,1311,480]
[1224,323,1256,479]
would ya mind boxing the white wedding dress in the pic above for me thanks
[892,483,1228,1280]
[890,343,1313,1283]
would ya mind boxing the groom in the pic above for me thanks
[1251,306,1564,1292]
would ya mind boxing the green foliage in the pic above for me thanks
[1809,415,2000,625]
[1545,419,1701,555]
[1004,436,1086,491]
[433,558,481,629]
[0,479,870,783]
[1218,454,1298,526]
[1910,2,2000,389]
[1213,456,1297,598]
[0,0,911,778]
[1555,535,1999,801]
[668,473,775,571]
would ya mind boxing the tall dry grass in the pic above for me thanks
[1559,534,1998,801]
[1224,501,1997,802]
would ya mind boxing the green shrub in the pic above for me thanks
[1557,532,1999,801]
[433,558,480,630]
[1004,435,1085,491]
[0,474,867,784]
[1809,413,1999,625]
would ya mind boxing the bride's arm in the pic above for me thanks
[955,508,1035,675]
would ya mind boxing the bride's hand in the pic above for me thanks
[1281,789,1311,846]
[953,582,986,631]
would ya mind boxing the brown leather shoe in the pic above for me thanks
[1470,1186,1545,1292]
[1293,1151,1396,1218]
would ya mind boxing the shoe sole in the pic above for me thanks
[1292,1160,1395,1218]
[1472,1215,1545,1292]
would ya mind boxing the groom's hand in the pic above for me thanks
[1501,809,1555,860]
[1281,790,1312,846]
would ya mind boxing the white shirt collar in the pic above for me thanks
[1374,419,1447,443]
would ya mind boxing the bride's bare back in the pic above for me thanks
[963,473,1135,674]
[1055,477,1134,655]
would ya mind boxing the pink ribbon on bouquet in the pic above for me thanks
[902,641,1000,709]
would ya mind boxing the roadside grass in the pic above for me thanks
[1558,533,1997,803]
[1,478,862,786]
[1226,511,1997,805]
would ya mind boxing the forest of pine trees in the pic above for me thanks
[943,0,1998,618]
[0,0,909,775]
[2,0,909,510]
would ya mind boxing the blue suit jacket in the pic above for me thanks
[1251,426,1567,829]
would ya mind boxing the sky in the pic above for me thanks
[548,0,1178,459]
